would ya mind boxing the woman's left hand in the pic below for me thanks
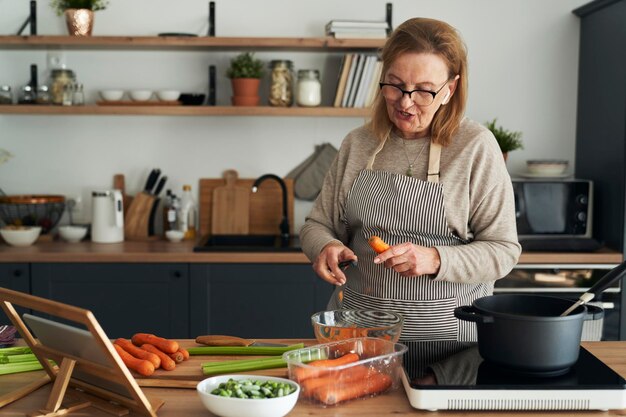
[373,242,441,277]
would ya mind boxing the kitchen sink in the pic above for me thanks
[193,234,301,252]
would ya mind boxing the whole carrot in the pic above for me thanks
[169,351,184,364]
[368,236,390,254]
[114,338,161,368]
[178,348,190,361]
[113,344,155,377]
[314,371,392,405]
[294,352,360,381]
[141,343,177,371]
[300,365,373,398]
[131,333,179,354]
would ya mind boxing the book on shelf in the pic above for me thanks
[353,55,377,108]
[346,54,368,107]
[330,29,388,39]
[364,59,383,107]
[325,20,389,30]
[341,53,361,108]
[333,54,353,107]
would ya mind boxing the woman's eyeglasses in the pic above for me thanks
[379,79,449,106]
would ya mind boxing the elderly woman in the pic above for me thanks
[300,17,520,369]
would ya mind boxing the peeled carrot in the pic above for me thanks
[113,344,155,377]
[294,352,360,381]
[169,351,184,364]
[300,365,373,398]
[114,338,161,368]
[178,348,189,361]
[368,236,390,254]
[141,343,177,371]
[314,371,392,405]
[131,333,179,354]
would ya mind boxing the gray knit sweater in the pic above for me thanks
[300,117,521,284]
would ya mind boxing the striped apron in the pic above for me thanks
[328,142,493,376]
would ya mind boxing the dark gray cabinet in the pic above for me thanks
[574,0,626,340]
[0,263,30,324]
[31,263,189,339]
[190,264,334,339]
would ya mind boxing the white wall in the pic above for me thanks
[0,0,589,230]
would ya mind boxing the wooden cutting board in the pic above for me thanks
[199,174,294,237]
[211,170,250,235]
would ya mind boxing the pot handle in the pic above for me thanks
[454,306,494,324]
[583,304,605,321]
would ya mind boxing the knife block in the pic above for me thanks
[124,192,156,240]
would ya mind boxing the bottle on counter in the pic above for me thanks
[179,185,197,240]
[162,190,178,235]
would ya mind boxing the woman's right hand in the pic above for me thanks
[313,241,357,286]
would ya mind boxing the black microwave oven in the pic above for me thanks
[512,178,593,239]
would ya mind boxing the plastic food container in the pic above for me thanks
[283,337,408,406]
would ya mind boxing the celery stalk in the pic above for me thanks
[0,361,43,375]
[201,357,287,375]
[188,343,304,356]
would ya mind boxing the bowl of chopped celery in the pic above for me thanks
[196,375,300,417]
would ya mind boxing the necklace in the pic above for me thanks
[401,138,428,177]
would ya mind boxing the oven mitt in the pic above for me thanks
[286,143,338,201]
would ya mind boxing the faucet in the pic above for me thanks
[252,174,290,239]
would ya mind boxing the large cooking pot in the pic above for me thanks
[454,294,603,375]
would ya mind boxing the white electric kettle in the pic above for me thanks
[91,190,124,243]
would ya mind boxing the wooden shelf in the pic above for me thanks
[0,35,385,51]
[0,104,371,117]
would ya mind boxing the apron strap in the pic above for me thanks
[427,143,442,183]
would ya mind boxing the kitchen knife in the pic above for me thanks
[153,175,167,197]
[144,169,160,194]
[195,335,287,347]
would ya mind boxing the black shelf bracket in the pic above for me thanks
[16,0,37,36]
[386,3,393,35]
[208,1,215,37]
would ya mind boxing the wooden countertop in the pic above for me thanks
[0,340,624,416]
[0,240,623,264]
[0,239,622,264]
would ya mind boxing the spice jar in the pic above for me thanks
[18,85,36,104]
[49,69,76,105]
[0,86,13,104]
[296,69,322,107]
[269,60,293,107]
[36,85,52,105]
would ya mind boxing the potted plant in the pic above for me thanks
[485,118,524,161]
[50,0,109,36]
[226,52,264,106]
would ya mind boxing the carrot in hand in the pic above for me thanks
[131,333,179,354]
[294,352,360,381]
[368,236,390,254]
[314,371,392,405]
[141,343,177,371]
[113,344,155,377]
[114,338,161,368]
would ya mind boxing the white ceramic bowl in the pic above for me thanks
[58,225,88,243]
[197,375,300,417]
[526,159,569,176]
[129,90,153,101]
[99,90,124,101]
[156,90,181,101]
[165,230,185,242]
[0,226,42,247]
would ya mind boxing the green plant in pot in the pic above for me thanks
[50,0,109,36]
[226,52,264,106]
[485,118,524,161]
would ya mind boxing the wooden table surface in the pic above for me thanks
[0,340,625,416]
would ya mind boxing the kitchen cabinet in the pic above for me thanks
[0,263,30,324]
[0,35,383,117]
[573,0,626,339]
[30,263,189,339]
[189,264,335,339]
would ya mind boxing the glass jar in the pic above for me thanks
[36,85,52,105]
[269,60,294,107]
[0,86,13,104]
[296,69,322,107]
[49,69,76,105]
[18,85,36,104]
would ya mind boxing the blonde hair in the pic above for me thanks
[369,18,468,146]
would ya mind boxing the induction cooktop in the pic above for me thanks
[401,341,626,411]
